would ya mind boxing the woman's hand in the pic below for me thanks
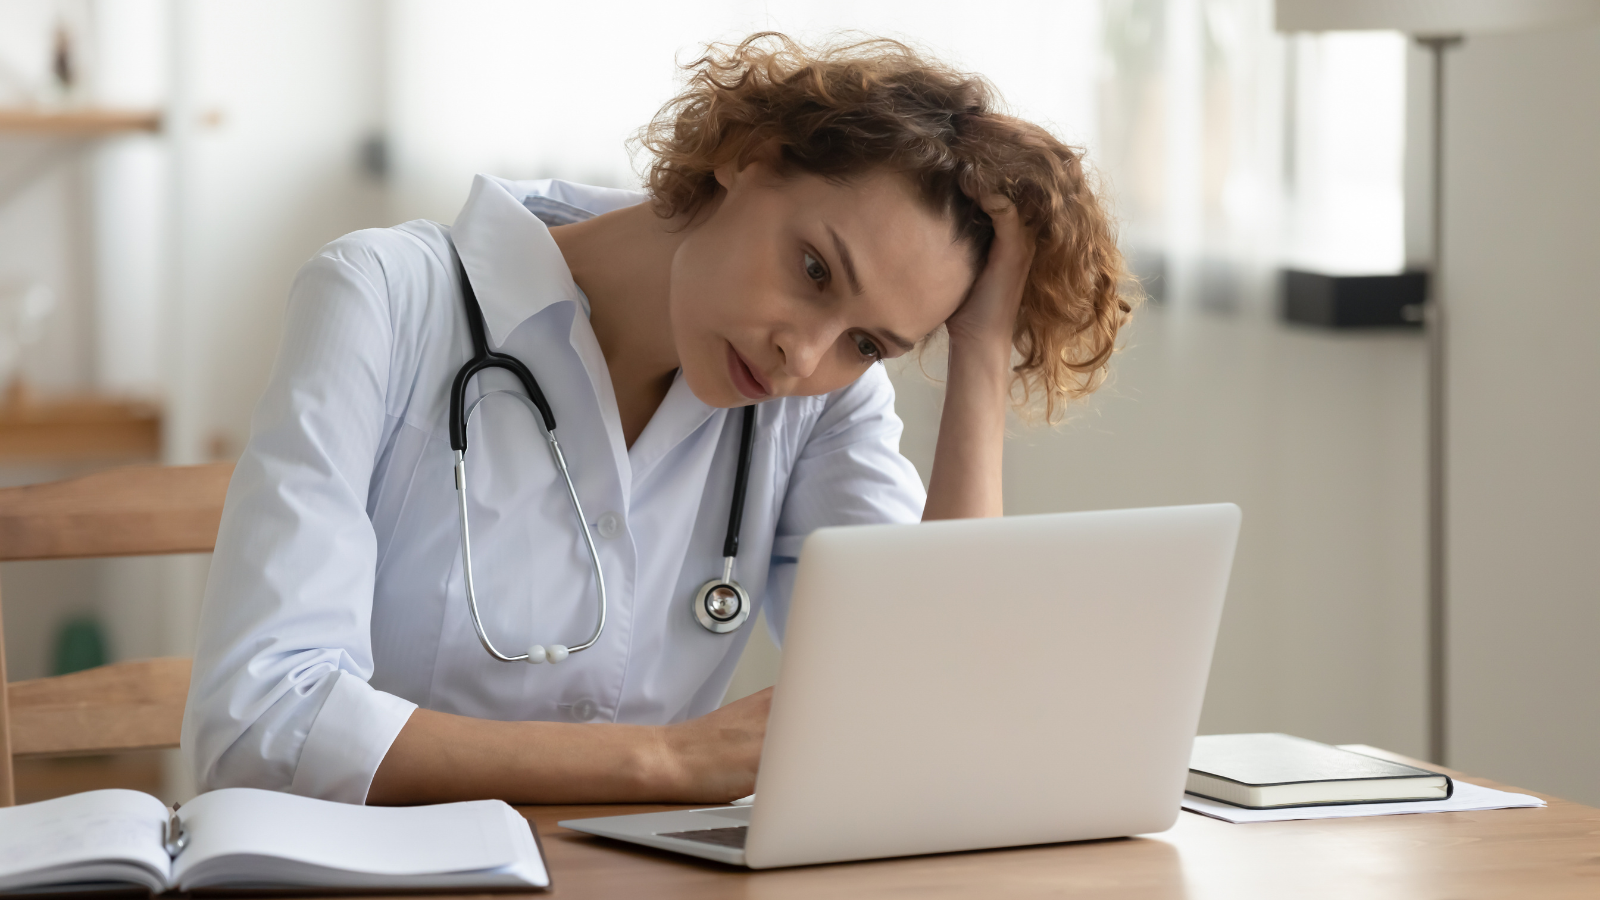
[922,196,1034,522]
[655,687,772,802]
[944,196,1035,352]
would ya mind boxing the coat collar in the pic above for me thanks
[451,174,647,347]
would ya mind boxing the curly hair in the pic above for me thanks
[636,32,1135,422]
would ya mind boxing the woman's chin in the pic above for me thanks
[679,364,743,409]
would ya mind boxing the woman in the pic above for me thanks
[182,33,1131,806]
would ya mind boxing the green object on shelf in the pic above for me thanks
[53,617,107,675]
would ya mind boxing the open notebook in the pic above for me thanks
[0,788,548,894]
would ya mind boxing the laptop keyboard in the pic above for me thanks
[658,825,749,848]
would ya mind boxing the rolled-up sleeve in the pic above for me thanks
[181,234,417,804]
[764,364,926,644]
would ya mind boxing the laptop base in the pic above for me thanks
[561,807,751,866]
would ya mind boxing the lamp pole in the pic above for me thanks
[1417,33,1461,766]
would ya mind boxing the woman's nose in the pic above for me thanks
[775,324,834,380]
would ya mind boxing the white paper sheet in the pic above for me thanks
[1182,778,1545,823]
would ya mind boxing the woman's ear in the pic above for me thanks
[714,139,783,191]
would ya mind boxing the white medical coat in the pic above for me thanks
[180,175,926,803]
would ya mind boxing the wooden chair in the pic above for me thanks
[0,463,233,805]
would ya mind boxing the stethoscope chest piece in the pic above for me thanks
[693,576,750,634]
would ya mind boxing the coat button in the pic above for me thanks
[568,698,599,722]
[596,512,621,539]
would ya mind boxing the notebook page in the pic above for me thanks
[491,803,550,887]
[171,788,522,884]
[0,789,171,892]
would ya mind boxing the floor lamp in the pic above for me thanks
[1274,0,1600,765]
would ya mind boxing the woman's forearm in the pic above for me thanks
[365,686,772,806]
[922,336,1011,521]
[366,708,671,805]
[922,197,1032,522]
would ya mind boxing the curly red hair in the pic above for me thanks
[636,33,1135,421]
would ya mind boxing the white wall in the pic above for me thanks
[176,0,389,466]
[387,0,1100,223]
[0,0,96,393]
[1444,23,1600,806]
[989,311,1425,751]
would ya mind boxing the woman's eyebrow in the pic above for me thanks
[879,330,917,354]
[822,223,913,352]
[826,224,864,295]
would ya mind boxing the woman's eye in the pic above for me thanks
[853,333,883,361]
[802,251,828,284]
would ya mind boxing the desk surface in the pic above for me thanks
[513,747,1600,899]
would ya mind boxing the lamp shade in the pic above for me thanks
[1275,0,1600,34]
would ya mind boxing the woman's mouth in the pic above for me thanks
[726,344,771,400]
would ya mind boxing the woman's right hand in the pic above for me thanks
[655,687,773,802]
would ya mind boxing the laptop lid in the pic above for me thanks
[743,504,1240,868]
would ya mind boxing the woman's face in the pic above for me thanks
[669,161,975,408]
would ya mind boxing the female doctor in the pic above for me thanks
[181,34,1132,806]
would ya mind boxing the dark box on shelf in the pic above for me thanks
[1281,269,1428,329]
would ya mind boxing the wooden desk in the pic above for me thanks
[518,748,1600,899]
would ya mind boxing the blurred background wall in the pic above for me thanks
[0,0,1593,806]
[1442,24,1600,814]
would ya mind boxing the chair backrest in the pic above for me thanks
[0,463,233,805]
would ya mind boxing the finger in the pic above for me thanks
[978,192,1017,220]
[977,194,1030,246]
[981,204,1035,272]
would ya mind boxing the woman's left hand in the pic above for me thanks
[943,195,1034,353]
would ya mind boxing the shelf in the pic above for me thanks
[0,108,162,136]
[0,385,161,462]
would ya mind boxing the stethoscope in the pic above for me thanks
[448,239,755,665]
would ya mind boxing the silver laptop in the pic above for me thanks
[561,504,1240,868]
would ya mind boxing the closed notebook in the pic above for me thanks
[0,787,548,894]
[1187,733,1453,809]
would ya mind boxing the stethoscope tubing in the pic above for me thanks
[723,403,756,560]
[448,240,608,661]
[447,232,752,662]
[454,404,609,661]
